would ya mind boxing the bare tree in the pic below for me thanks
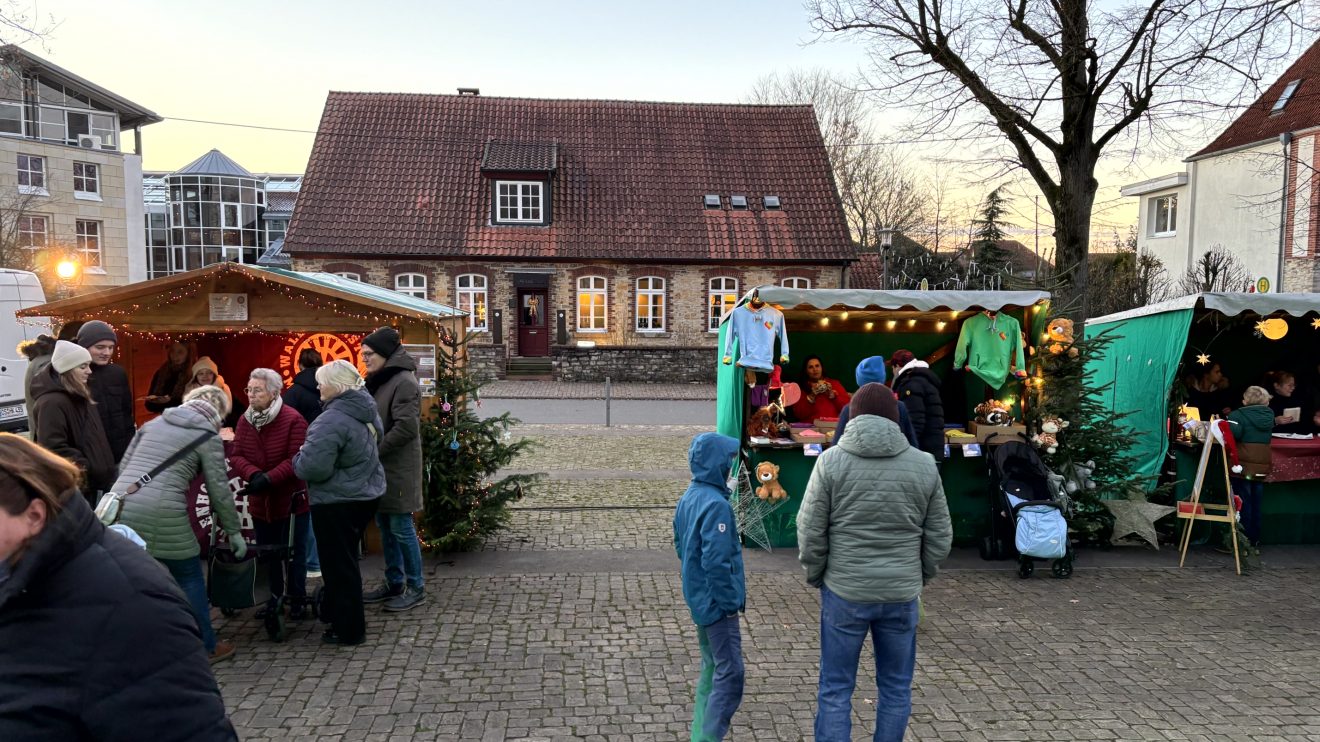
[1088,227,1170,315]
[748,69,929,250]
[1177,245,1253,295]
[0,187,51,272]
[808,0,1308,317]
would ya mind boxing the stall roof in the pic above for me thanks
[748,286,1050,312]
[1087,292,1320,327]
[258,267,465,318]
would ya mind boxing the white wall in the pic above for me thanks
[122,154,146,283]
[1187,142,1285,290]
[1134,185,1191,280]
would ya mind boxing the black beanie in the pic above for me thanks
[75,320,117,349]
[363,326,402,358]
[851,382,900,424]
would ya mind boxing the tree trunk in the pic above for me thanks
[1049,154,1099,319]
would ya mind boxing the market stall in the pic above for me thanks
[1086,292,1320,544]
[715,286,1051,548]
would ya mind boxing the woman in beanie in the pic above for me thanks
[184,357,234,412]
[294,359,385,645]
[76,320,135,462]
[798,382,952,741]
[30,341,116,505]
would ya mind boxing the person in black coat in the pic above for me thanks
[890,349,946,460]
[283,347,325,424]
[0,433,237,742]
[76,320,136,462]
[31,342,117,504]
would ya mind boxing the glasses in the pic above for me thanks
[244,387,268,395]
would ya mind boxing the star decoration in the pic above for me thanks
[1313,318,1320,330]
[1196,353,1211,366]
[1103,499,1176,549]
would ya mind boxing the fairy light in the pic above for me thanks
[865,321,874,331]
[820,317,830,326]
[936,321,947,331]
[886,320,897,330]
[907,319,917,328]
[840,311,849,320]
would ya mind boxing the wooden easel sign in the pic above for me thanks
[1177,417,1241,575]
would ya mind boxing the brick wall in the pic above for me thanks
[551,346,716,382]
[465,342,507,382]
[1282,257,1319,292]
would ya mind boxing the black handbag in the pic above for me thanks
[208,547,272,611]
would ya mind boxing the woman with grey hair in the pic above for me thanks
[293,360,385,645]
[231,368,310,622]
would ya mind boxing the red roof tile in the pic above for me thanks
[1193,40,1320,159]
[481,140,558,172]
[850,252,885,289]
[285,93,854,263]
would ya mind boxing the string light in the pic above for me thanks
[820,317,830,326]
[865,321,874,331]
[907,319,917,328]
[936,321,947,331]
[886,320,897,330]
[840,311,849,320]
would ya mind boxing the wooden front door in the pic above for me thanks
[517,289,549,356]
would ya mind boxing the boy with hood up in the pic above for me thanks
[673,432,745,741]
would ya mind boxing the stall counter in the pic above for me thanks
[1170,438,1320,545]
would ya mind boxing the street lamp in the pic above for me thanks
[56,259,79,281]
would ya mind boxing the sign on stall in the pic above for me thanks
[209,293,249,321]
[404,343,438,396]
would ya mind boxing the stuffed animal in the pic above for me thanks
[754,461,788,501]
[1046,318,1079,357]
[746,406,776,438]
[1040,416,1069,434]
[1063,460,1097,495]
[1032,431,1059,454]
[974,400,1013,427]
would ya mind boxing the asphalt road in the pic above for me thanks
[478,397,715,425]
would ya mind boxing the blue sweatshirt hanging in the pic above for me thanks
[722,302,790,372]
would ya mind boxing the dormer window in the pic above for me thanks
[482,140,556,226]
[495,180,544,224]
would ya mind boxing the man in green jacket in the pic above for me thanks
[798,383,952,742]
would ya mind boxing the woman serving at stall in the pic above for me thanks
[792,355,850,423]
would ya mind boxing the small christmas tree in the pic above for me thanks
[419,328,539,551]
[971,186,1014,280]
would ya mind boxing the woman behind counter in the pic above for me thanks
[792,355,851,423]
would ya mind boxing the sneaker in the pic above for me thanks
[209,641,237,665]
[306,569,322,579]
[363,583,404,604]
[383,586,427,613]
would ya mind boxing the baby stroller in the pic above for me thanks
[980,436,1074,579]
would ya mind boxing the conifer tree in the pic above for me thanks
[972,186,1014,283]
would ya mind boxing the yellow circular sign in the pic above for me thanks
[278,332,363,386]
[1256,276,1271,293]
[1255,318,1288,340]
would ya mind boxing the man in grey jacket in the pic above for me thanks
[797,383,952,742]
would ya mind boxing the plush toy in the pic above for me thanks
[754,461,788,501]
[1063,460,1097,495]
[974,400,1013,427]
[1046,318,1079,357]
[746,406,776,438]
[1032,430,1059,454]
[1040,416,1069,435]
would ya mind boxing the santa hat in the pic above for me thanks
[1208,419,1243,474]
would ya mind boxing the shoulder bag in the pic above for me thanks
[94,431,214,526]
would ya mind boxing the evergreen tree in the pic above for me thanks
[971,186,1014,281]
[419,328,539,551]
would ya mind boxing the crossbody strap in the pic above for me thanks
[125,432,215,495]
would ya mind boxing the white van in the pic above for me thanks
[0,269,53,433]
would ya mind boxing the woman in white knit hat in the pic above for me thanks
[30,340,116,505]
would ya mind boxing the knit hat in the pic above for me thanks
[183,384,230,419]
[75,320,117,349]
[51,340,92,374]
[191,357,220,380]
[891,349,916,368]
[316,359,365,392]
[855,356,888,386]
[363,326,401,358]
[851,382,900,424]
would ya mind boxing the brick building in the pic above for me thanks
[283,91,854,381]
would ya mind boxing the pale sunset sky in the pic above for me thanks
[32,0,1234,249]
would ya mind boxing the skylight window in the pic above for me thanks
[763,195,781,209]
[730,194,748,210]
[1272,79,1302,113]
[704,194,721,209]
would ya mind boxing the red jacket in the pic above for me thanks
[229,404,308,522]
[791,378,851,423]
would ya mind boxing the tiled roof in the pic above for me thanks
[175,149,255,178]
[1192,40,1320,159]
[482,140,558,172]
[265,191,297,216]
[285,93,854,263]
[850,252,885,289]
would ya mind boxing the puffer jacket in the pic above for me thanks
[798,413,952,604]
[113,404,242,561]
[0,494,237,742]
[893,361,946,459]
[31,366,117,499]
[1226,404,1274,444]
[230,403,308,522]
[283,367,322,424]
[673,432,745,626]
[89,361,136,462]
[293,388,386,506]
[366,349,423,514]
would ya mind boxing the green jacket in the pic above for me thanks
[954,312,1025,390]
[1226,405,1274,444]
[797,413,952,604]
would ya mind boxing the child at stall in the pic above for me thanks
[1226,385,1275,549]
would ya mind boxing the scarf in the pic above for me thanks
[245,396,283,430]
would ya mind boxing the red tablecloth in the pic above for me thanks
[1266,438,1320,483]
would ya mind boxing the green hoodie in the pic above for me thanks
[954,312,1025,390]
[1226,404,1274,444]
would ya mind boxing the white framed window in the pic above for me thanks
[1151,195,1177,237]
[0,101,23,136]
[576,275,608,332]
[781,277,812,289]
[17,154,46,195]
[334,272,362,281]
[266,219,288,244]
[73,162,100,199]
[75,219,102,267]
[18,215,47,249]
[36,105,117,149]
[456,273,489,331]
[635,276,666,332]
[395,272,427,299]
[708,277,739,332]
[495,180,543,223]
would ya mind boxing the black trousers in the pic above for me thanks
[311,498,380,642]
[253,513,310,604]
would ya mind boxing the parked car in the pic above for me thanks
[0,269,52,433]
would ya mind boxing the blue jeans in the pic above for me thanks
[815,586,918,742]
[376,512,424,590]
[1232,478,1265,544]
[158,556,216,653]
[692,614,744,741]
[303,513,320,571]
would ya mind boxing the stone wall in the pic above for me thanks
[465,342,507,382]
[551,345,716,383]
[1282,257,1319,292]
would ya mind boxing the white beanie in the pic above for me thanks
[51,340,92,374]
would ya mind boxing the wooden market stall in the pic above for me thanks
[715,286,1051,548]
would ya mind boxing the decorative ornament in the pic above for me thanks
[1312,317,1320,330]
[1254,317,1288,340]
[1103,498,1175,549]
[449,439,461,451]
[1196,353,1211,366]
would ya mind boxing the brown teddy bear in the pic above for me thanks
[1046,318,1079,357]
[754,461,788,501]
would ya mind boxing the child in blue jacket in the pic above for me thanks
[673,432,745,742]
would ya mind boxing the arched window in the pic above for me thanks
[333,272,361,281]
[708,277,738,332]
[635,276,666,332]
[781,276,812,289]
[395,272,427,299]
[457,273,489,331]
[576,275,608,332]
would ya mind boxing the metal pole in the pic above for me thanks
[1034,195,1041,281]
[605,376,612,427]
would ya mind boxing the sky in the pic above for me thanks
[24,0,1240,249]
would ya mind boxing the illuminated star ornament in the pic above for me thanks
[1313,317,1320,330]
[1196,353,1211,366]
[1255,318,1289,340]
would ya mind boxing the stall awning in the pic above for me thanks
[747,287,1050,313]
[1088,292,1320,327]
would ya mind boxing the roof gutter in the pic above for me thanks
[1187,124,1320,163]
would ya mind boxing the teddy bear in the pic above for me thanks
[746,405,789,438]
[754,461,788,501]
[1063,460,1097,495]
[974,400,1013,427]
[1046,318,1079,357]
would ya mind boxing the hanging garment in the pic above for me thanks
[722,303,790,372]
[954,311,1026,390]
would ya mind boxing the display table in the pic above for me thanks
[1266,437,1320,483]
[1170,439,1320,544]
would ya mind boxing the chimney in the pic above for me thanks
[457,87,480,96]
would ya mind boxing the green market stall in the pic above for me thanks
[1086,292,1320,544]
[715,286,1051,548]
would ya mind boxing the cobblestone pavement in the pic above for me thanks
[213,422,1320,741]
[483,381,716,401]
